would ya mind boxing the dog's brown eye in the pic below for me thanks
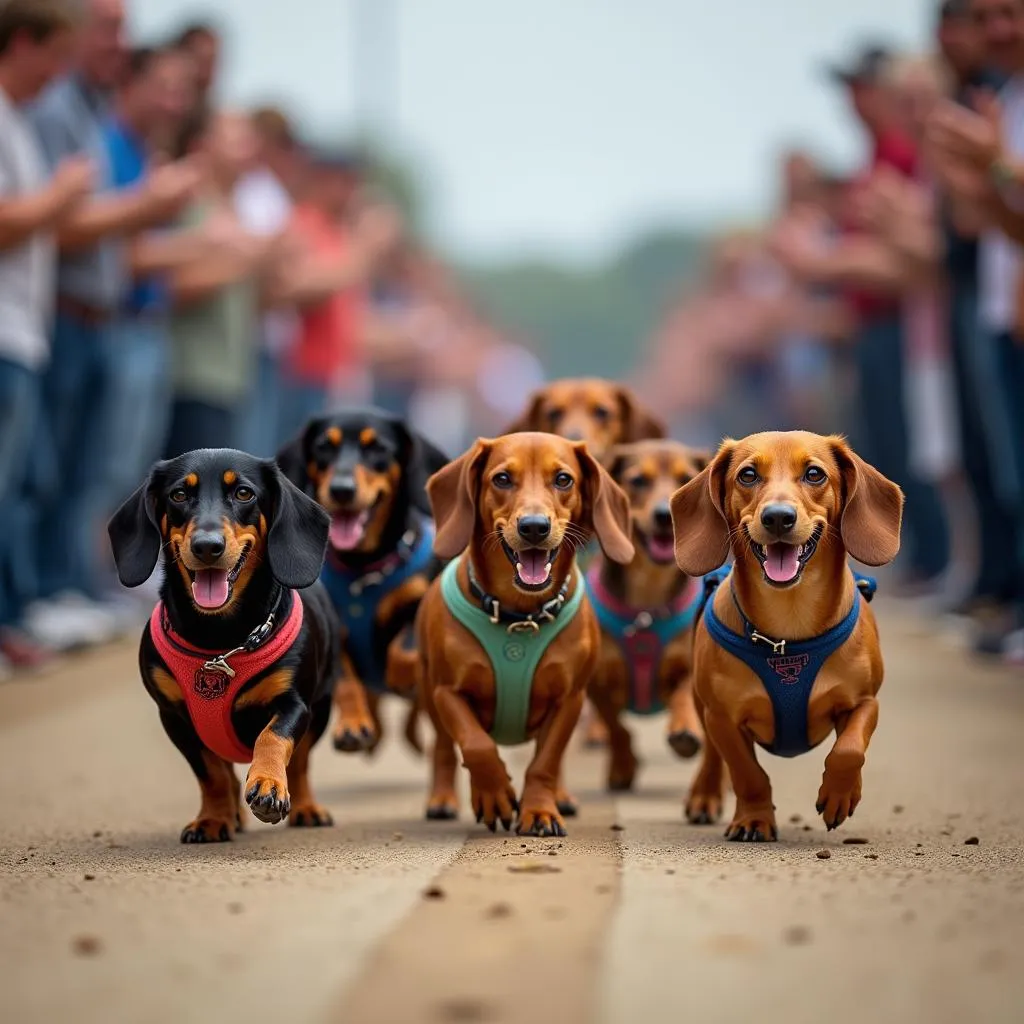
[803,466,826,485]
[737,467,759,486]
[592,405,611,424]
[234,486,255,502]
[546,408,563,426]
[169,488,188,504]
[628,474,651,490]
[492,472,513,490]
[554,472,574,490]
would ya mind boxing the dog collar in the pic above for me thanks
[327,524,424,597]
[586,567,701,638]
[466,559,574,635]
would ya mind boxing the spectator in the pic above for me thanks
[235,106,304,456]
[0,0,94,671]
[173,20,219,113]
[164,108,280,456]
[22,0,199,650]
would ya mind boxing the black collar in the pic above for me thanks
[160,588,289,662]
[467,560,573,631]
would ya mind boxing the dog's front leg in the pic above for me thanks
[817,696,878,830]
[245,693,310,824]
[519,689,586,838]
[331,651,377,752]
[704,706,777,842]
[433,687,517,832]
[666,677,703,759]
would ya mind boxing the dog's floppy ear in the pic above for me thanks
[688,448,713,474]
[603,444,632,484]
[575,443,635,564]
[261,461,330,588]
[670,441,734,576]
[617,385,667,442]
[504,390,545,435]
[107,463,168,588]
[275,417,328,495]
[395,422,450,516]
[830,438,904,566]
[428,439,492,559]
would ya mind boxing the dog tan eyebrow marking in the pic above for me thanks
[223,470,237,485]
[360,427,376,446]
[185,473,199,487]
[326,427,342,445]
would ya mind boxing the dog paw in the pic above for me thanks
[244,773,291,824]
[582,716,610,750]
[333,718,377,753]
[555,787,579,818]
[517,804,567,838]
[685,789,723,825]
[667,729,702,760]
[470,780,518,833]
[425,790,459,821]
[724,806,778,842]
[816,778,862,831]
[607,749,639,792]
[289,802,334,827]
[180,816,235,844]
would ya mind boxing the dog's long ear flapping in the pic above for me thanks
[275,417,330,496]
[107,464,168,588]
[396,422,450,517]
[617,385,667,442]
[504,391,545,435]
[428,440,492,560]
[262,461,330,589]
[574,443,635,565]
[670,441,735,577]
[830,438,904,566]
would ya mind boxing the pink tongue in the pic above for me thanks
[330,513,365,551]
[764,543,800,583]
[518,548,551,586]
[648,535,675,562]
[192,568,230,609]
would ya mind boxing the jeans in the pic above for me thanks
[0,358,39,627]
[854,315,949,580]
[242,349,282,458]
[164,399,239,458]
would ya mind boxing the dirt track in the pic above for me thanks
[2,599,1023,1024]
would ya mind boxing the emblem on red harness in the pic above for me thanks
[193,665,230,700]
[767,653,810,684]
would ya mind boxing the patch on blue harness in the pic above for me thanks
[319,520,435,693]
[700,568,876,758]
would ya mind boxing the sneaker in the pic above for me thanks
[22,595,114,652]
[0,627,53,670]
[49,591,121,643]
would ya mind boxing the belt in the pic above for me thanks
[57,295,115,326]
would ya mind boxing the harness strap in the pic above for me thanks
[440,556,585,746]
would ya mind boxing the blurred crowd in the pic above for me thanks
[640,0,1024,668]
[0,0,546,677]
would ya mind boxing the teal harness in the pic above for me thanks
[439,556,585,746]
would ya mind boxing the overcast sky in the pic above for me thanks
[134,1,933,263]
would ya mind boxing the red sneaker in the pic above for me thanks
[0,628,54,669]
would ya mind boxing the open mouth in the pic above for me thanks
[328,496,382,552]
[188,543,252,610]
[501,537,560,591]
[637,528,675,565]
[748,524,823,588]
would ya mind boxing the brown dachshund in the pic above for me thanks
[671,432,903,841]
[587,441,709,792]
[507,377,665,747]
[417,432,634,836]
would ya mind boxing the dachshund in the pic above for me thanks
[108,449,338,843]
[416,432,633,836]
[276,408,448,755]
[586,440,710,792]
[670,432,903,841]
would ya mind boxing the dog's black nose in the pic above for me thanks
[330,477,357,505]
[191,530,226,563]
[564,430,585,442]
[653,502,672,531]
[760,503,797,537]
[517,515,551,545]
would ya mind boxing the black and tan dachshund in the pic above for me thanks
[277,408,448,754]
[108,449,339,843]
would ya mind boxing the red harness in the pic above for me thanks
[149,595,305,764]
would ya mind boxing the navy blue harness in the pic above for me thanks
[319,519,435,694]
[700,568,877,758]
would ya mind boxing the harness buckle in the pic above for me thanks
[488,599,501,626]
[350,571,385,596]
[750,631,786,656]
[507,619,540,635]
[201,654,237,679]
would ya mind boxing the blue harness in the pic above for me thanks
[700,568,877,758]
[319,520,435,694]
[586,567,704,715]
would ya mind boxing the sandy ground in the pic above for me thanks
[2,599,1023,1024]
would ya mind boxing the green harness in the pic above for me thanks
[439,555,585,746]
